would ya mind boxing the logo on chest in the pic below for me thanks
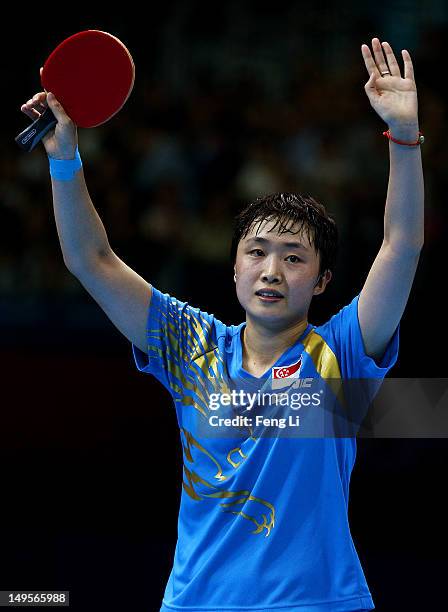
[271,356,303,389]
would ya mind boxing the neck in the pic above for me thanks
[242,316,309,375]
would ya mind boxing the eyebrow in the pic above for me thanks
[245,236,308,250]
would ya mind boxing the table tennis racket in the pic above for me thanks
[16,30,135,152]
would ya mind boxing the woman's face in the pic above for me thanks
[234,218,331,330]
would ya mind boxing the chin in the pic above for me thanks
[248,304,291,325]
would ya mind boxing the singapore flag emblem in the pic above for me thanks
[271,357,303,390]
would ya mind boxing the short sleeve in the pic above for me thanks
[132,286,217,397]
[314,295,400,434]
[322,294,399,380]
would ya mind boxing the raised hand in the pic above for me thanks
[361,37,419,140]
[20,68,78,160]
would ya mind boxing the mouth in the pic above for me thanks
[255,289,284,302]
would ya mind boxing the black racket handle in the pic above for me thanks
[15,107,57,152]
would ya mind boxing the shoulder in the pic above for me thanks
[309,295,360,354]
[308,294,399,378]
[152,286,239,355]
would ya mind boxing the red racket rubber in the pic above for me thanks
[16,30,135,152]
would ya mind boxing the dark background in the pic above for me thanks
[1,1,447,610]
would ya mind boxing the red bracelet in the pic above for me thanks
[383,129,425,146]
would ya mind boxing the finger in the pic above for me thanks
[380,41,401,77]
[402,49,415,81]
[372,37,390,76]
[361,43,380,78]
[46,92,70,122]
[20,103,40,121]
[36,96,48,111]
[32,92,48,107]
[20,92,47,117]
[29,94,47,114]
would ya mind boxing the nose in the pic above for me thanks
[261,255,282,284]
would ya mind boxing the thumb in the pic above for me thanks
[365,71,376,87]
[364,72,379,100]
[46,92,70,121]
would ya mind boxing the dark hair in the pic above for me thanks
[230,192,338,277]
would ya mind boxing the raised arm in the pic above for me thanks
[357,37,424,362]
[20,85,151,353]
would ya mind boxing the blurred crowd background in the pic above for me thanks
[1,2,448,610]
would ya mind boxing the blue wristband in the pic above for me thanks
[48,146,83,181]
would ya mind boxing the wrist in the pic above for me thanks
[387,122,420,142]
[48,145,83,181]
[48,151,77,160]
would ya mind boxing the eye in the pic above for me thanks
[249,249,264,256]
[286,255,302,263]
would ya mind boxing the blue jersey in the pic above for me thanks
[133,286,399,612]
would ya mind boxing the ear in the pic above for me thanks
[313,269,332,296]
[233,265,237,283]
